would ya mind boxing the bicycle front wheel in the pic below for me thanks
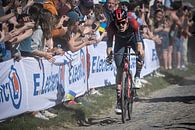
[127,74,134,120]
[121,71,128,123]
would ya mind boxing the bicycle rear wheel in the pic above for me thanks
[127,74,134,120]
[121,71,128,123]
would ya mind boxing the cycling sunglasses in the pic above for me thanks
[116,20,127,26]
[157,1,162,4]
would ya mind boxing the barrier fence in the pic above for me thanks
[0,39,159,120]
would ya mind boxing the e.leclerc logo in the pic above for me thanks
[68,49,86,84]
[8,65,22,109]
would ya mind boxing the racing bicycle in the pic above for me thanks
[107,46,137,123]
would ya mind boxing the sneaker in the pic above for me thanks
[140,78,151,85]
[181,65,188,71]
[181,65,186,68]
[177,66,181,69]
[41,110,57,118]
[90,88,102,96]
[33,111,49,120]
[168,66,172,70]
[134,77,142,89]
[115,102,122,114]
[155,71,165,77]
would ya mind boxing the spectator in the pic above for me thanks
[162,15,171,70]
[43,0,58,16]
[64,13,96,52]
[26,4,55,62]
[103,0,119,25]
[0,23,5,62]
[67,0,94,22]
[174,9,185,69]
[181,6,193,69]
[92,4,108,43]
[165,0,182,69]
[56,0,79,17]
[150,0,164,17]
[153,9,167,69]
[0,1,16,23]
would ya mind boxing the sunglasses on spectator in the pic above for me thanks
[116,20,127,26]
[157,1,162,4]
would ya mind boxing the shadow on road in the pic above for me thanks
[63,106,122,127]
[163,72,184,85]
[163,72,195,86]
[78,116,122,126]
[179,79,195,86]
[151,122,195,130]
[87,116,121,126]
[135,96,195,104]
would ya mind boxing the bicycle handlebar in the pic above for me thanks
[111,52,138,56]
[106,51,140,64]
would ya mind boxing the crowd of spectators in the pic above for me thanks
[118,0,194,71]
[0,0,194,69]
[145,0,194,70]
[0,0,194,119]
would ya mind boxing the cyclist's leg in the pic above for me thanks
[116,67,123,103]
[114,46,125,113]
[135,41,144,78]
[131,36,144,88]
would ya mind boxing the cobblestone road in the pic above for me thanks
[73,75,195,130]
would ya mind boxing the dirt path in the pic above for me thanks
[72,75,195,130]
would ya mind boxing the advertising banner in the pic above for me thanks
[141,39,160,77]
[0,39,160,120]
[64,48,88,97]
[0,59,28,120]
[88,42,116,88]
[22,58,63,111]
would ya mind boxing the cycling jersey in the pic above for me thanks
[106,20,143,68]
[106,20,142,47]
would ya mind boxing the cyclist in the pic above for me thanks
[106,8,144,113]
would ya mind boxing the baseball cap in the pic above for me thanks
[66,12,80,22]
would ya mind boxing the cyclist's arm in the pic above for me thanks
[106,24,114,48]
[133,27,144,57]
[106,23,115,55]
[134,27,142,43]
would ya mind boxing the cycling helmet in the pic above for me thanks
[112,8,128,22]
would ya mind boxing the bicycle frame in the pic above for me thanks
[106,46,136,123]
[121,47,135,94]
[120,46,135,123]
